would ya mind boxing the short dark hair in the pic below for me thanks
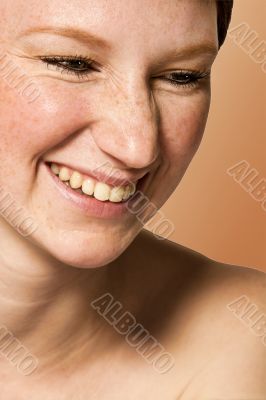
[216,0,234,48]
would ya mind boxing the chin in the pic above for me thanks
[30,224,139,269]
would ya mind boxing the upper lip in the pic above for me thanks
[46,161,148,187]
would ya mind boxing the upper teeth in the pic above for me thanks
[50,163,136,203]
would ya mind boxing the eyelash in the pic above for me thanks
[40,55,210,89]
[159,70,210,89]
[40,55,97,80]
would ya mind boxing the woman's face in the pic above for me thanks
[0,0,218,268]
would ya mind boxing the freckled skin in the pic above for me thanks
[0,0,216,267]
[0,1,265,399]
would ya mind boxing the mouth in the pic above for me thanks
[47,161,139,202]
[43,161,149,218]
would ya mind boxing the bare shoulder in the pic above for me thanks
[203,252,266,309]
[132,229,266,336]
[141,228,266,328]
[138,230,266,294]
[136,228,266,298]
[187,256,266,397]
[195,250,266,395]
[134,230,266,397]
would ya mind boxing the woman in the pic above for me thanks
[0,0,265,398]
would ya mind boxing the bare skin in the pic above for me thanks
[0,228,265,399]
[0,0,265,399]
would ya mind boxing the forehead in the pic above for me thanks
[1,0,218,51]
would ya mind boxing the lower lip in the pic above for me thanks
[44,162,147,219]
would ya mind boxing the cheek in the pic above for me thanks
[0,80,90,208]
[160,92,210,163]
[0,80,87,169]
[143,91,211,209]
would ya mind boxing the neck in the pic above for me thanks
[0,219,125,380]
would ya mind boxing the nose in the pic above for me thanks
[92,79,160,170]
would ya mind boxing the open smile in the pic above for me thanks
[44,161,148,219]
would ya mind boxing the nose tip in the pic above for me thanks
[118,121,160,169]
[95,89,160,170]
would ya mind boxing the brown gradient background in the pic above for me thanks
[146,0,266,272]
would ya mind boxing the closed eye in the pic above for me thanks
[156,70,210,89]
[40,55,210,89]
[40,55,99,79]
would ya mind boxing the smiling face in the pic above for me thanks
[0,0,218,268]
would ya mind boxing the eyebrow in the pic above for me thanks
[20,26,112,50]
[155,43,218,67]
[20,26,218,60]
